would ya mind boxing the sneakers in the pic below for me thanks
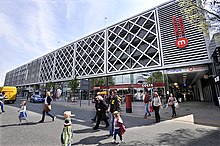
[119,140,124,144]
[111,139,116,144]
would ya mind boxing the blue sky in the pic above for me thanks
[0,0,169,86]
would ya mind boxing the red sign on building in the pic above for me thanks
[172,15,188,48]
[175,37,188,48]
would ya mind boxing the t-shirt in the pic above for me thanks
[144,94,150,103]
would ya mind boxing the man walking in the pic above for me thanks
[144,91,151,118]
[108,90,121,136]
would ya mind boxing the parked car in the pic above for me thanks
[30,94,44,103]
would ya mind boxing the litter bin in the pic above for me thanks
[126,94,132,113]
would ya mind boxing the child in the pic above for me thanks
[0,93,6,113]
[61,111,74,146]
[112,111,126,144]
[18,100,28,124]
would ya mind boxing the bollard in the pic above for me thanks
[126,94,132,113]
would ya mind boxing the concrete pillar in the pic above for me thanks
[197,79,204,101]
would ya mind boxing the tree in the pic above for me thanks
[90,76,115,87]
[46,81,55,91]
[146,71,164,84]
[34,84,40,90]
[178,0,220,35]
[68,76,79,101]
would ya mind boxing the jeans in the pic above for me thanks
[0,102,5,112]
[113,128,122,141]
[171,104,176,116]
[40,110,54,122]
[109,113,114,135]
[145,103,150,116]
[154,106,160,122]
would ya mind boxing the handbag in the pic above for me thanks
[150,105,154,112]
[120,124,126,135]
[44,104,52,112]
[174,101,179,108]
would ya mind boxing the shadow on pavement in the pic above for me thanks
[97,142,120,146]
[155,128,220,146]
[0,122,39,128]
[71,134,110,145]
[73,127,102,134]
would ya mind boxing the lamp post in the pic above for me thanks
[43,80,46,98]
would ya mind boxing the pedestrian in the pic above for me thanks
[111,111,125,144]
[144,91,151,118]
[39,91,56,123]
[0,92,6,113]
[168,93,177,117]
[93,94,109,130]
[91,95,98,122]
[152,92,162,123]
[108,90,121,136]
[61,111,73,146]
[18,100,28,124]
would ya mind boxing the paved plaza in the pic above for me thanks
[0,99,219,146]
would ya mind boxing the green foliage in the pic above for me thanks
[46,81,55,91]
[68,77,79,96]
[34,84,40,90]
[90,76,115,86]
[146,72,164,84]
[178,0,220,35]
[17,88,22,95]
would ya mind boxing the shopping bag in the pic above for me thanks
[150,105,154,112]
[44,104,52,112]
[174,101,179,108]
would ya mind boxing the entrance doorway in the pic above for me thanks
[166,66,211,102]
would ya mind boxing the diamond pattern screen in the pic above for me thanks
[107,10,160,73]
[54,45,74,80]
[75,31,105,76]
[39,53,55,82]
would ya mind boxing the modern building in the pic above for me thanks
[4,0,220,106]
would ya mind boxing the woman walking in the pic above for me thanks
[93,95,109,130]
[39,91,56,123]
[152,92,162,123]
[168,93,177,117]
